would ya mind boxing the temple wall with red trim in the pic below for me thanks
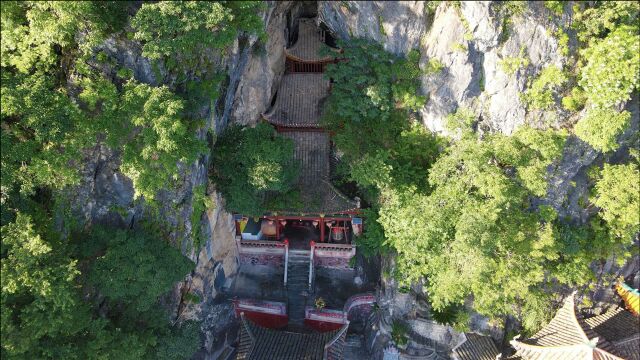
[233,299,288,329]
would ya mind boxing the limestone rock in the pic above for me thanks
[319,1,426,55]
[229,1,291,126]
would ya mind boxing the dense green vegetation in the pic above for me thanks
[1,1,265,358]
[320,39,440,254]
[211,123,300,216]
[1,215,198,359]
[324,3,639,333]
[561,1,638,151]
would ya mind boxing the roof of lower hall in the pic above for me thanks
[285,18,335,62]
[262,73,330,128]
[452,333,500,360]
[236,315,347,360]
[266,131,358,215]
[510,294,627,360]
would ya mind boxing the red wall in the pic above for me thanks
[241,310,288,329]
[304,318,345,332]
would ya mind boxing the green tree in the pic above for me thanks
[154,321,202,360]
[211,123,299,215]
[1,74,86,198]
[377,128,571,331]
[116,82,207,202]
[521,66,568,111]
[87,226,194,313]
[574,109,631,152]
[322,40,437,198]
[1,214,91,359]
[1,1,129,73]
[578,25,640,109]
[592,162,640,241]
[571,2,639,152]
[132,1,264,71]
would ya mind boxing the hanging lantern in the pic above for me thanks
[280,220,287,227]
[312,220,318,227]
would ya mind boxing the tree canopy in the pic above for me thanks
[211,123,299,216]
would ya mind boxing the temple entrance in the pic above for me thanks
[282,220,318,250]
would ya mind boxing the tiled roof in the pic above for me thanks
[285,18,334,62]
[510,295,626,360]
[452,333,500,360]
[268,131,357,215]
[585,307,640,360]
[237,314,346,360]
[509,341,623,360]
[585,306,639,343]
[610,335,640,360]
[262,73,330,128]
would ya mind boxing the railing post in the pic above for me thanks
[309,240,315,291]
[283,239,289,287]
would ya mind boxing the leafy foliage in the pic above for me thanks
[499,47,530,76]
[87,226,194,312]
[1,3,222,358]
[1,74,85,198]
[544,1,564,16]
[570,2,639,151]
[155,321,202,360]
[322,40,438,197]
[561,87,587,112]
[1,214,87,358]
[521,66,567,110]
[377,128,569,330]
[592,162,640,241]
[574,109,631,152]
[116,82,207,201]
[321,40,441,259]
[211,123,299,216]
[573,1,639,43]
[578,25,640,109]
[1,1,128,73]
[132,1,264,71]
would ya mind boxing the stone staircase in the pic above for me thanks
[343,334,370,360]
[287,251,312,327]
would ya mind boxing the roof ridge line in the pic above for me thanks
[566,293,593,343]
[321,179,359,209]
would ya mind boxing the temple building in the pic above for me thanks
[508,287,640,360]
[231,17,374,360]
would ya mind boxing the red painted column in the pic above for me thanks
[275,216,280,240]
[320,218,325,243]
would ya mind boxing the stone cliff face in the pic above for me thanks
[321,1,569,134]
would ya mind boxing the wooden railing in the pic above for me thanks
[309,241,315,291]
[323,323,349,360]
[343,293,376,315]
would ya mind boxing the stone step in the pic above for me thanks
[289,249,311,257]
[343,335,370,360]
[289,259,309,264]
